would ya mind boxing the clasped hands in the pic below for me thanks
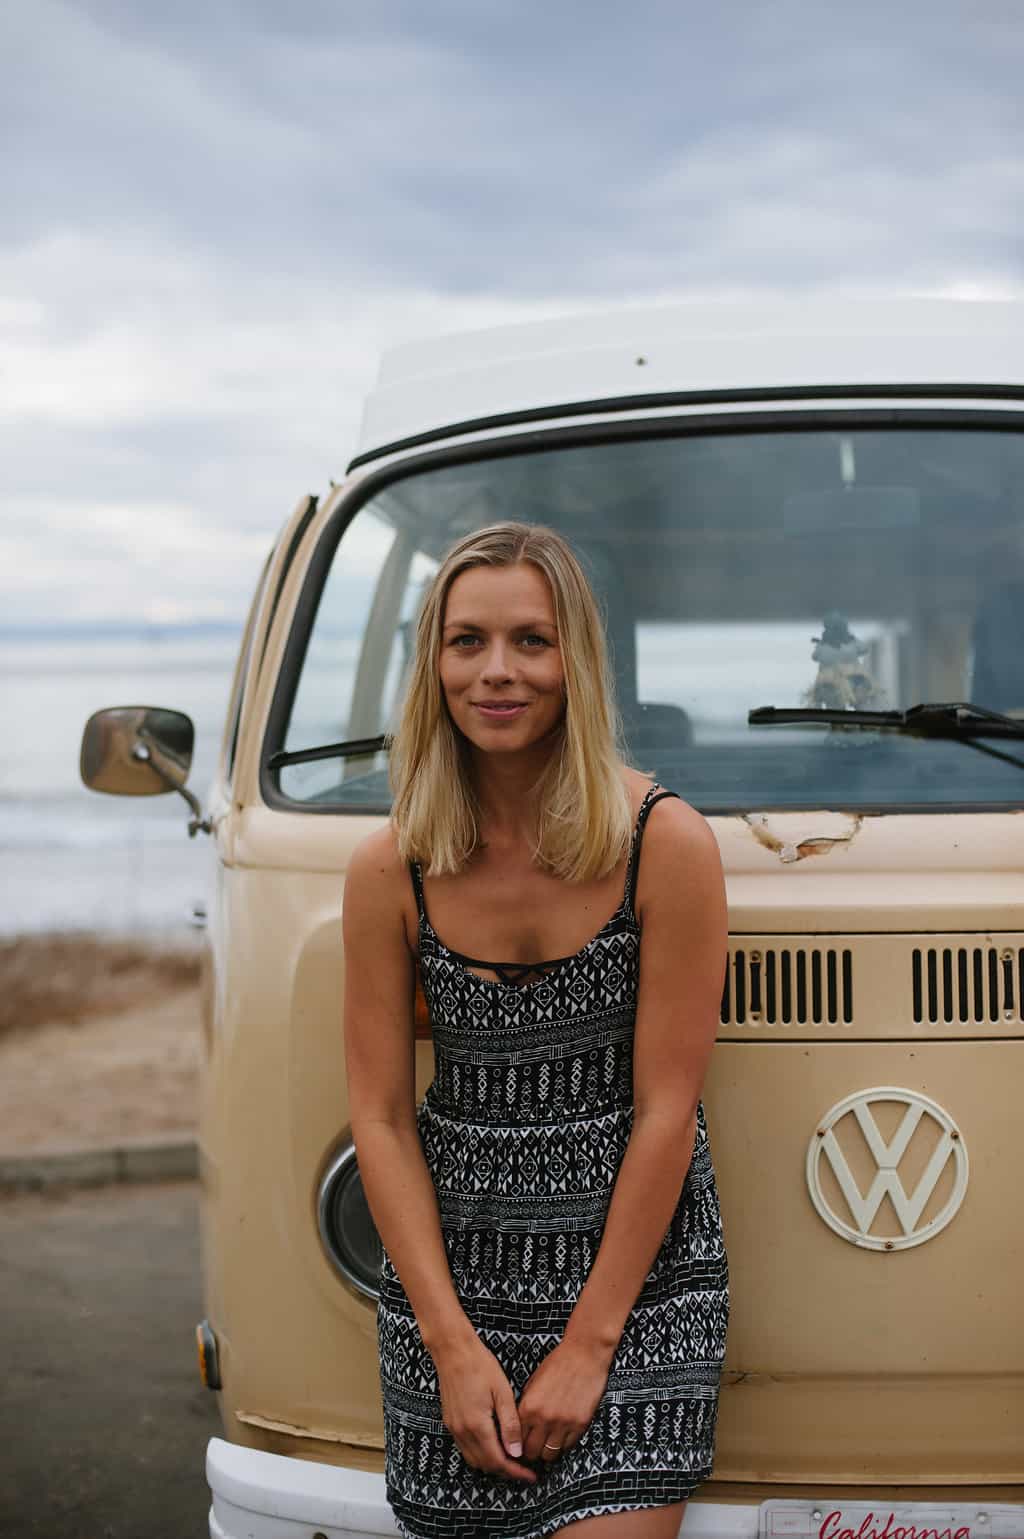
[435,1332,614,1483]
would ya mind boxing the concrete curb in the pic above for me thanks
[0,1133,198,1193]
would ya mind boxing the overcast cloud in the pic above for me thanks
[1,0,1021,624]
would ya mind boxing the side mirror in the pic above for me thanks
[80,706,211,836]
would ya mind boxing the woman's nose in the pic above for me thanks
[480,641,514,682]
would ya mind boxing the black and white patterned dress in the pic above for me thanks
[376,782,729,1539]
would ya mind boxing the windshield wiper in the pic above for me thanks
[750,701,1024,735]
[270,701,1024,773]
[748,701,1024,772]
[266,733,391,770]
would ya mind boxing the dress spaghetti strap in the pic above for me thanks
[622,782,681,923]
[408,858,426,922]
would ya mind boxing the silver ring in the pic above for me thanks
[543,1441,562,1451]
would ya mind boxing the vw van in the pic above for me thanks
[81,297,1024,1537]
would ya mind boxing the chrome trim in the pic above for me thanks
[316,1140,381,1302]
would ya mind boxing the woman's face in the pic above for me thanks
[439,560,566,756]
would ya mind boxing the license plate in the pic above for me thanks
[758,1500,1024,1539]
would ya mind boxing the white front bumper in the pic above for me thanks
[207,1436,400,1538]
[206,1435,760,1538]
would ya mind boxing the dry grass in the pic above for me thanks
[0,929,202,1038]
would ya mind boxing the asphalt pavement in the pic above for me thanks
[0,1178,221,1539]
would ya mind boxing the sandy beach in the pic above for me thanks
[0,931,202,1156]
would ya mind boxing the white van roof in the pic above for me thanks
[351,296,1023,467]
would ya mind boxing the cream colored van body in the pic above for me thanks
[192,300,1023,1538]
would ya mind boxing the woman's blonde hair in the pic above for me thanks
[389,521,633,880]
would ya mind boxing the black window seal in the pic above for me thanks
[257,494,320,674]
[227,495,320,786]
[225,547,274,784]
[261,403,1024,818]
[346,383,1024,473]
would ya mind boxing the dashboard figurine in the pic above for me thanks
[804,610,883,711]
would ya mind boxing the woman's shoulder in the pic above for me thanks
[624,767,719,861]
[344,821,411,903]
[342,822,420,954]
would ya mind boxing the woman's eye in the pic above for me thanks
[448,632,550,650]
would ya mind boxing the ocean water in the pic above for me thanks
[1,629,242,938]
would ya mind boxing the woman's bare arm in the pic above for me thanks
[343,828,538,1482]
[342,829,477,1355]
[560,798,728,1359]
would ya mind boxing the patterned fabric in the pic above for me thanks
[376,781,729,1539]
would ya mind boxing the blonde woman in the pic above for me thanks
[343,522,729,1538]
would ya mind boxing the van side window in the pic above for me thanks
[276,506,437,804]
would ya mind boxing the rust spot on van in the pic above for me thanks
[236,1409,384,1449]
[743,813,863,863]
[793,835,858,859]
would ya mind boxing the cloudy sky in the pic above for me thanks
[2,0,1021,627]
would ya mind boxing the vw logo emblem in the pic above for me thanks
[806,1087,969,1251]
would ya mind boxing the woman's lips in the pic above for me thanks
[472,702,528,720]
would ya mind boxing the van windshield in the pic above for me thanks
[275,423,1024,812]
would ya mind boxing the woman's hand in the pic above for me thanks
[517,1338,614,1463]
[433,1335,539,1483]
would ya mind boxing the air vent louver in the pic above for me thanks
[721,948,853,1026]
[911,945,1024,1025]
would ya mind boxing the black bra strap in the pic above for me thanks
[443,950,570,987]
[623,785,681,920]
